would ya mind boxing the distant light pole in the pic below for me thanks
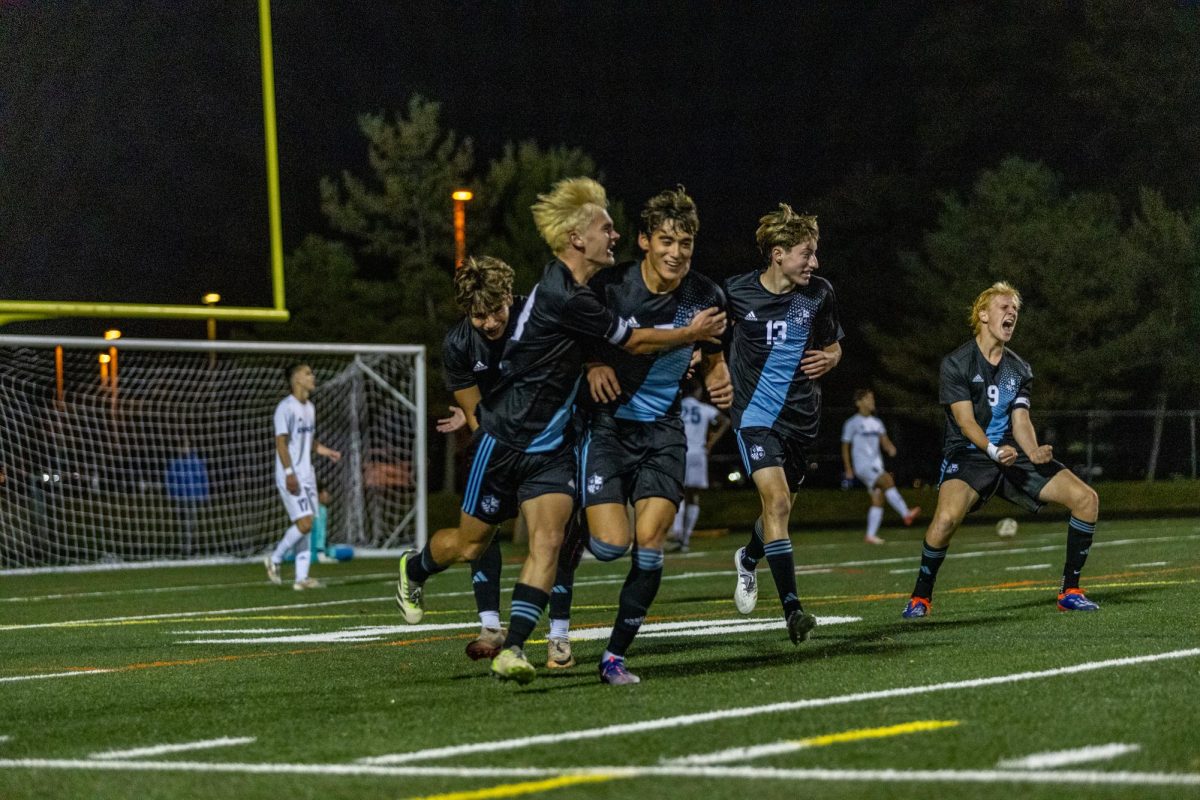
[452,189,474,268]
[104,329,120,412]
[203,293,221,367]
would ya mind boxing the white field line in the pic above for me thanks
[0,760,1197,787]
[360,648,1200,765]
[0,549,411,577]
[0,736,9,744]
[1,574,399,603]
[178,622,477,645]
[0,669,117,684]
[542,616,861,644]
[4,531,1196,632]
[1130,562,1168,568]
[170,628,308,635]
[1004,564,1051,571]
[90,737,257,761]
[997,743,1141,769]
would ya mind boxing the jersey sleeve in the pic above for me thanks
[1014,367,1032,410]
[562,285,632,346]
[442,325,476,392]
[697,280,727,355]
[273,401,290,438]
[840,417,855,443]
[813,282,845,348]
[939,354,972,405]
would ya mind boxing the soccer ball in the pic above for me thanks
[996,518,1019,538]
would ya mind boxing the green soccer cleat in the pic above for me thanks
[786,610,817,645]
[491,646,537,684]
[395,551,425,624]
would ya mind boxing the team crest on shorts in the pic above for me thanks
[587,473,604,495]
[944,463,959,474]
[480,495,500,514]
[749,444,766,462]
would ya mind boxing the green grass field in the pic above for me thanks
[2,516,1198,800]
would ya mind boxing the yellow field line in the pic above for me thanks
[405,773,618,800]
[796,719,958,747]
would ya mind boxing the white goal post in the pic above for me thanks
[0,335,426,567]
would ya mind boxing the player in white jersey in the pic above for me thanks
[669,382,729,552]
[840,389,920,544]
[265,363,342,589]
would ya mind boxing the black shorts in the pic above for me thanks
[735,427,809,492]
[461,431,577,524]
[579,413,685,507]
[939,447,1066,514]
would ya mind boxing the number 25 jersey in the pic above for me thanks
[723,270,843,444]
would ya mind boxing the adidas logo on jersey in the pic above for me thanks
[745,311,757,321]
[473,361,488,372]
[624,316,640,328]
[972,374,984,383]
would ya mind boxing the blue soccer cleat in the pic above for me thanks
[1057,588,1100,612]
[598,656,641,686]
[902,596,931,618]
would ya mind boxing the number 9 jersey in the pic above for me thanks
[938,340,1033,456]
[723,270,843,445]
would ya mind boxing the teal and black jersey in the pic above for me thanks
[442,295,527,400]
[478,261,632,453]
[583,261,725,421]
[938,340,1033,456]
[724,270,843,443]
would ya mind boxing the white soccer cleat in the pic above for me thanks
[263,556,281,586]
[293,577,324,591]
[733,547,758,614]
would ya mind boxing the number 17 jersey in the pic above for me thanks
[724,270,843,444]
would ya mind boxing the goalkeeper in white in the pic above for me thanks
[265,363,341,590]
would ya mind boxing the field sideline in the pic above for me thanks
[2,517,1198,800]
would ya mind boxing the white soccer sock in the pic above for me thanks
[549,617,570,639]
[866,506,884,539]
[272,524,303,564]
[294,536,312,582]
[672,503,686,538]
[885,487,911,516]
[683,503,701,545]
[479,610,501,630]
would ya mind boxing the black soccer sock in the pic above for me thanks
[503,583,549,650]
[763,538,802,618]
[550,509,588,620]
[468,532,502,617]
[606,547,664,658]
[1061,517,1096,592]
[740,517,766,571]
[406,543,449,584]
[911,540,949,600]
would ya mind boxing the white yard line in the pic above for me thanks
[997,743,1141,769]
[542,616,861,643]
[1004,564,1051,571]
[170,628,308,635]
[0,669,117,684]
[90,737,257,761]
[178,622,477,645]
[1130,562,1167,568]
[360,648,1200,764]
[0,760,1196,788]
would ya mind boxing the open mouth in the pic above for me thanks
[1001,318,1015,332]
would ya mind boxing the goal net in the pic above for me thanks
[0,336,426,568]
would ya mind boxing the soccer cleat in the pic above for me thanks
[865,535,885,545]
[1057,588,1100,612]
[598,656,641,685]
[786,610,817,645]
[292,577,324,591]
[903,506,923,527]
[733,547,758,614]
[465,627,505,661]
[545,637,576,669]
[395,551,425,624]
[902,596,931,618]
[263,556,281,586]
[491,646,537,684]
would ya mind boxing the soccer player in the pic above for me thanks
[568,185,732,684]
[726,204,843,644]
[669,381,730,552]
[435,255,526,661]
[265,363,342,590]
[840,389,920,544]
[900,282,1101,618]
[395,177,726,684]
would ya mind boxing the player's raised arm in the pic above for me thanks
[623,305,727,354]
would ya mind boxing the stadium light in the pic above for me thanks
[202,293,221,342]
[103,329,121,340]
[452,189,474,268]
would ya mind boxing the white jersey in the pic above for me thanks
[681,397,719,455]
[841,413,887,474]
[274,394,317,483]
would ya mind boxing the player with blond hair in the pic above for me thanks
[900,282,1101,618]
[727,204,843,645]
[396,178,726,684]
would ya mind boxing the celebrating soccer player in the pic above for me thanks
[395,178,726,684]
[726,204,843,645]
[900,282,1101,617]
[840,389,920,544]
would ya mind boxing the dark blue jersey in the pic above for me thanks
[724,270,843,443]
[584,261,725,421]
[442,295,527,400]
[939,340,1033,456]
[478,261,632,453]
